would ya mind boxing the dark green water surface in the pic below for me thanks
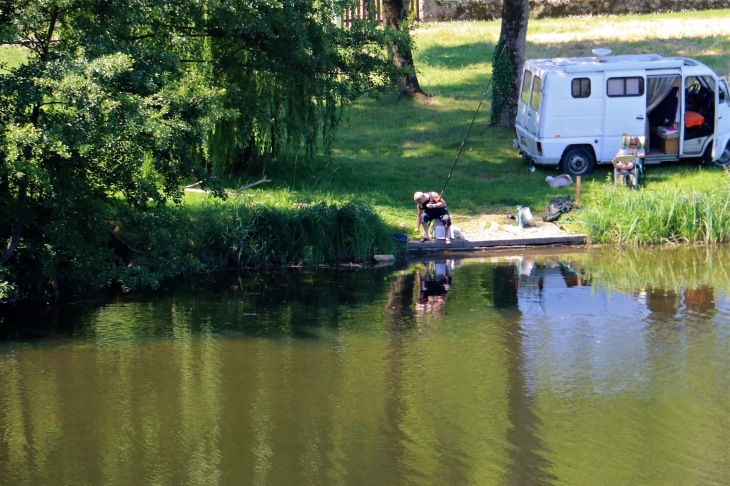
[1,246,729,485]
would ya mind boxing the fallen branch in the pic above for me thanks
[182,176,272,194]
[236,176,271,192]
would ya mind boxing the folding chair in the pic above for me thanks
[614,135,645,189]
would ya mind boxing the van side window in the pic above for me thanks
[571,78,591,98]
[521,71,533,104]
[530,76,542,110]
[607,77,644,97]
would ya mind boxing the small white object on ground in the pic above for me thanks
[451,226,462,239]
[545,174,573,187]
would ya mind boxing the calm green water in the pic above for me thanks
[1,247,729,485]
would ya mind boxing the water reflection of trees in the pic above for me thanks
[1,247,728,484]
[577,246,730,294]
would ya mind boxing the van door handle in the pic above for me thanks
[636,115,644,120]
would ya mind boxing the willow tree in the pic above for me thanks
[490,0,529,129]
[205,0,403,175]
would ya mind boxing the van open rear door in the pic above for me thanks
[516,68,541,155]
[602,72,647,160]
[717,77,730,157]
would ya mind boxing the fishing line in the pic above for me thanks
[440,43,507,199]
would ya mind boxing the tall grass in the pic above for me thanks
[575,169,730,244]
[186,192,398,268]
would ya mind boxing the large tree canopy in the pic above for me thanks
[0,0,403,300]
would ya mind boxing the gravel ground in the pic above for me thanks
[402,209,580,241]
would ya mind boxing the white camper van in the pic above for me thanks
[513,49,730,175]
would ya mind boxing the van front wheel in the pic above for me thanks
[560,147,595,176]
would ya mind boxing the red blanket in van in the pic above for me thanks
[685,111,705,128]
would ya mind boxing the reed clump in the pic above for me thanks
[189,193,398,268]
[576,170,730,245]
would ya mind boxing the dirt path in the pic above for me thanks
[450,209,575,241]
[400,204,583,242]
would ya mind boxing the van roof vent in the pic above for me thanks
[683,59,698,66]
[592,48,612,62]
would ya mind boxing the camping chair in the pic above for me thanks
[613,135,645,189]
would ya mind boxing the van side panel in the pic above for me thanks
[541,72,604,164]
[542,73,604,138]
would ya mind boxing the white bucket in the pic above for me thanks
[432,219,446,239]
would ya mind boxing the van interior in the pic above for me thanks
[646,75,715,156]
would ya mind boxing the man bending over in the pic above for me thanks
[414,191,452,244]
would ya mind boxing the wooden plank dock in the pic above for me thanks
[406,234,587,254]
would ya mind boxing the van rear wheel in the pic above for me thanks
[560,147,595,176]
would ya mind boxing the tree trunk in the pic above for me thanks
[490,0,529,129]
[381,0,426,98]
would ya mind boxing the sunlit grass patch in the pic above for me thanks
[0,46,29,71]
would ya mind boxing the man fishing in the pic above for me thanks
[414,191,452,244]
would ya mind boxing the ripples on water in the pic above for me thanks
[1,247,728,485]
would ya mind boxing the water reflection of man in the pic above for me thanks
[416,260,452,315]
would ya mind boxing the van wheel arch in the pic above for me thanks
[708,140,730,168]
[560,145,596,176]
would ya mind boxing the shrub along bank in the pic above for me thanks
[0,194,396,302]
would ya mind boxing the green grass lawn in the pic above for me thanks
[0,46,28,71]
[220,9,730,234]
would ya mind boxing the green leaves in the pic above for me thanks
[0,0,403,300]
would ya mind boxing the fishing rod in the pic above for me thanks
[440,43,508,199]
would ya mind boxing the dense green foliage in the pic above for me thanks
[205,0,407,174]
[0,0,404,301]
[104,194,397,293]
[190,194,397,269]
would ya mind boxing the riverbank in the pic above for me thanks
[207,9,729,245]
[3,10,730,303]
